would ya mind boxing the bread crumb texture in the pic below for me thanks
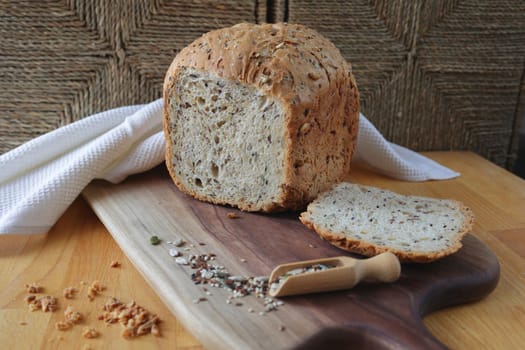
[300,182,474,262]
[164,23,359,212]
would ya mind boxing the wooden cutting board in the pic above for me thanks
[82,165,500,350]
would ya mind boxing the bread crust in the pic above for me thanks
[163,23,359,211]
[299,191,475,263]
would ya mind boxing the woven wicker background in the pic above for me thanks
[1,0,524,170]
[0,0,261,152]
[285,0,525,169]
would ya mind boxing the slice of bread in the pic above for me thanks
[299,182,474,262]
[163,23,359,212]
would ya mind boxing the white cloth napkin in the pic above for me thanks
[0,98,458,234]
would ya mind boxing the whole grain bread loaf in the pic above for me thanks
[299,182,474,262]
[163,23,359,212]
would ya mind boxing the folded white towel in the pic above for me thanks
[352,116,459,181]
[0,99,458,234]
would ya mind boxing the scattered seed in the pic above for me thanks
[308,244,316,248]
[198,242,206,246]
[110,261,120,268]
[177,253,285,315]
[169,249,181,257]
[279,325,286,331]
[265,304,277,312]
[150,236,161,245]
[175,257,189,265]
[174,238,185,247]
[193,297,207,304]
[258,311,266,316]
[19,321,27,326]
[248,308,254,313]
[240,258,247,263]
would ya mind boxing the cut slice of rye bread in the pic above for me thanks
[299,182,474,263]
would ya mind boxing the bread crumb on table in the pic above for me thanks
[26,295,58,312]
[64,306,83,323]
[87,281,105,301]
[55,306,83,331]
[25,283,42,293]
[22,282,161,341]
[100,297,161,339]
[63,287,78,299]
[82,328,99,339]
[110,261,120,268]
[55,320,72,331]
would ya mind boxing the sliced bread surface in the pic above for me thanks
[299,182,474,262]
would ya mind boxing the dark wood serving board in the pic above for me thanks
[82,165,500,350]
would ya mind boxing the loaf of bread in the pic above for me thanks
[299,182,474,262]
[163,23,359,212]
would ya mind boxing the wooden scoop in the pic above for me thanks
[268,252,401,297]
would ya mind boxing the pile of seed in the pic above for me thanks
[172,251,285,314]
[270,263,335,293]
[188,254,269,297]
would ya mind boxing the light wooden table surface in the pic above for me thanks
[1,152,524,349]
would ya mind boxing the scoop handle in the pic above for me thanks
[352,252,401,285]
